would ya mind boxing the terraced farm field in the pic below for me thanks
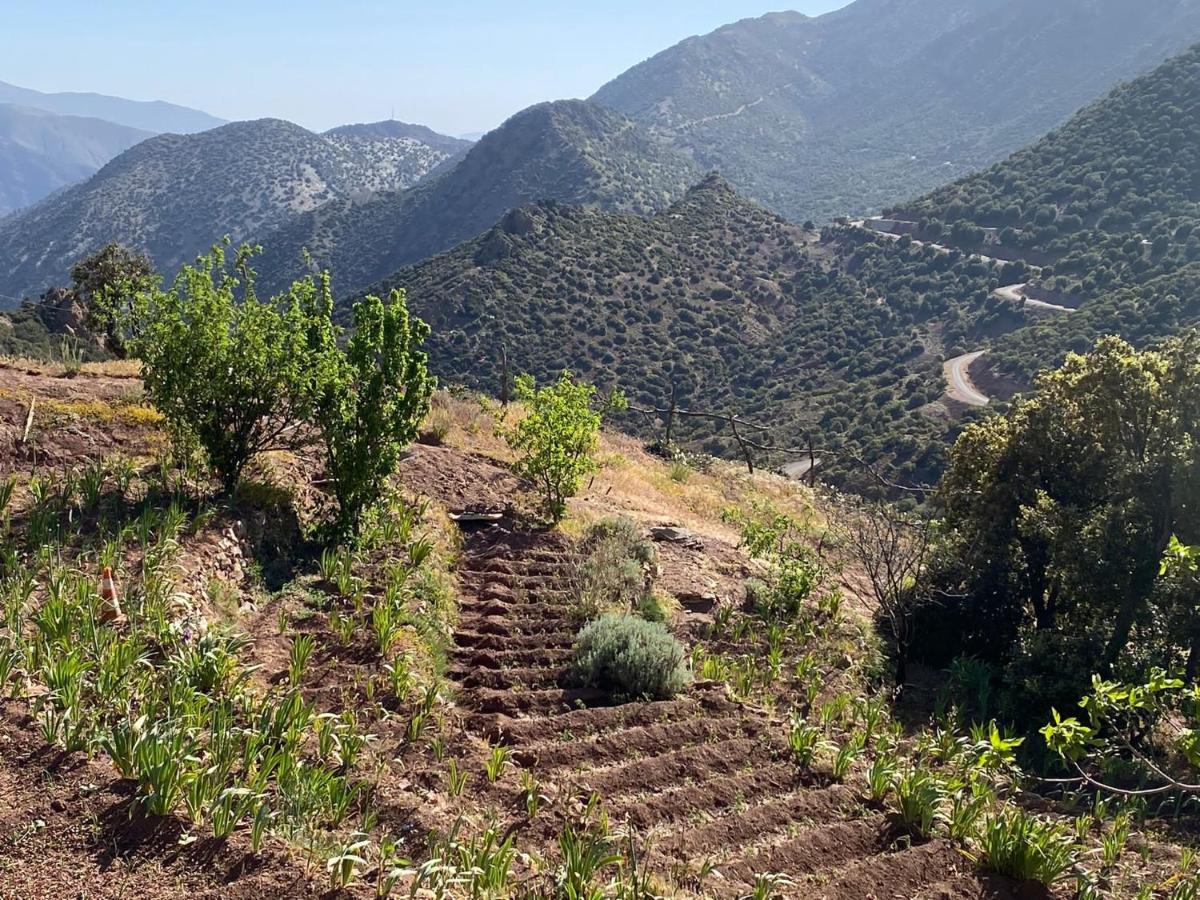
[448,526,1043,899]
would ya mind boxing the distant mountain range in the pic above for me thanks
[251,100,699,297]
[0,105,152,216]
[0,79,225,217]
[593,0,1200,223]
[0,80,224,134]
[0,118,467,303]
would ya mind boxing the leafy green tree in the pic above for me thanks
[302,274,434,535]
[71,242,157,355]
[129,244,315,492]
[1042,668,1200,798]
[505,371,624,523]
[929,334,1200,715]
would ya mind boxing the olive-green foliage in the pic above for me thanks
[70,242,157,355]
[1042,667,1200,801]
[727,501,829,622]
[570,613,691,700]
[901,45,1200,387]
[129,243,316,492]
[574,517,657,621]
[375,185,974,495]
[302,274,434,535]
[971,806,1076,885]
[505,371,623,522]
[927,334,1200,720]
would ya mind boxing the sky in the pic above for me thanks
[2,1,850,136]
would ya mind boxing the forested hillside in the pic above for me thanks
[358,176,1008,490]
[593,0,1200,222]
[896,41,1200,382]
[252,100,700,298]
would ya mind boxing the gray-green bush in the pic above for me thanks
[570,614,690,700]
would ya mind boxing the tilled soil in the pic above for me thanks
[448,525,1054,900]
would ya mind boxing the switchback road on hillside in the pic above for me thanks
[944,351,990,407]
[993,282,1074,313]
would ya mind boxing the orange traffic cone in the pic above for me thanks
[99,566,124,625]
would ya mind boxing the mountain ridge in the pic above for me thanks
[0,117,467,303]
[0,79,224,134]
[592,0,1200,222]
[251,99,701,298]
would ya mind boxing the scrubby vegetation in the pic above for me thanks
[569,613,690,700]
[897,43,1200,386]
[924,334,1200,724]
[503,371,624,522]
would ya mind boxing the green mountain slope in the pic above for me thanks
[252,100,700,298]
[0,105,152,216]
[592,0,1200,223]
[893,42,1200,382]
[0,118,466,305]
[354,176,1008,490]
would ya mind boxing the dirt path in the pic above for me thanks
[671,82,796,132]
[993,282,1074,313]
[854,220,1009,265]
[447,527,1024,898]
[943,351,990,407]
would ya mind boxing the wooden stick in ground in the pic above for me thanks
[21,399,35,444]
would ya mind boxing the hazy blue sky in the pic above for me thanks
[4,1,850,136]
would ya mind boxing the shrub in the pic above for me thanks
[573,517,657,620]
[570,614,690,700]
[971,806,1076,885]
[505,371,625,522]
[129,244,316,492]
[302,275,434,535]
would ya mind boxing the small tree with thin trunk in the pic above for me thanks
[301,274,434,536]
[835,497,935,691]
[129,243,315,493]
[504,372,625,524]
[72,242,157,355]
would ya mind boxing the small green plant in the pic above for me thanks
[832,735,863,781]
[59,337,83,378]
[485,744,511,784]
[446,758,468,797]
[504,371,625,523]
[327,832,370,889]
[970,806,1076,886]
[521,770,544,819]
[866,752,898,801]
[288,634,314,686]
[570,614,690,700]
[788,714,825,768]
[748,872,795,899]
[1100,811,1131,871]
[893,767,948,839]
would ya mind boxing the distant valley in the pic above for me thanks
[593,0,1200,222]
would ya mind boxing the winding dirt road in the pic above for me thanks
[943,350,990,407]
[993,282,1074,313]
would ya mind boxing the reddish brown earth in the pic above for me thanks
[447,526,1051,900]
[0,365,1072,898]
